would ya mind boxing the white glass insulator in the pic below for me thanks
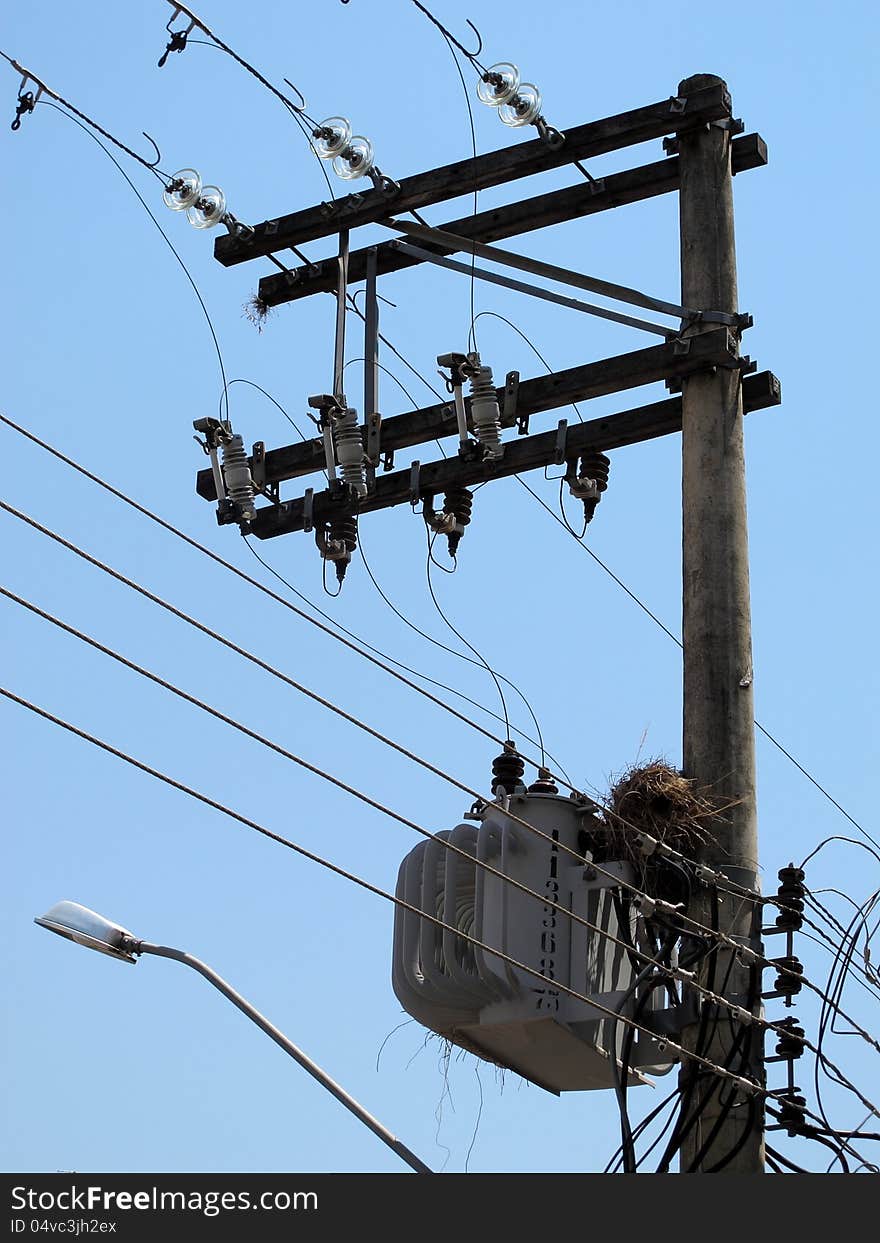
[162,168,201,211]
[312,116,352,159]
[186,185,227,229]
[499,83,542,127]
[332,135,374,180]
[476,63,520,107]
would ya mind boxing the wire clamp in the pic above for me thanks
[553,418,569,465]
[158,10,196,68]
[302,487,315,533]
[11,76,41,131]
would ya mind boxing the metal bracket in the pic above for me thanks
[366,411,382,465]
[250,440,280,505]
[711,117,745,135]
[672,337,691,356]
[382,448,395,472]
[662,135,679,157]
[409,460,421,505]
[669,95,688,114]
[554,419,569,465]
[502,369,520,429]
[303,487,315,533]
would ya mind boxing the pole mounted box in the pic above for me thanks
[392,790,680,1093]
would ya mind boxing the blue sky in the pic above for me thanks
[2,0,878,1173]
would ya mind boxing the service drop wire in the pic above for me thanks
[0,680,830,1101]
[2,581,770,1032]
[435,31,481,353]
[0,495,789,990]
[4,488,878,1086]
[1,49,171,182]
[516,472,878,853]
[359,527,558,775]
[31,100,230,425]
[4,411,874,1014]
[173,34,336,202]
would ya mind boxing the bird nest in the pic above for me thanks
[243,292,273,332]
[603,759,725,865]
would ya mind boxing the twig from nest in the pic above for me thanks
[243,292,273,332]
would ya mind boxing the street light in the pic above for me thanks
[35,901,432,1174]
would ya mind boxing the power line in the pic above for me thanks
[0,680,808,1099]
[1,49,169,179]
[6,515,878,1087]
[516,473,877,850]
[1,428,874,1040]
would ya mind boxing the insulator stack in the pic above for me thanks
[774,1017,805,1061]
[568,451,610,524]
[443,486,473,556]
[317,513,358,583]
[776,1088,808,1137]
[491,741,526,796]
[772,954,804,1002]
[774,864,806,932]
[332,407,367,497]
[221,434,256,522]
[467,355,503,461]
[528,767,559,795]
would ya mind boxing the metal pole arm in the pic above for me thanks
[131,940,432,1174]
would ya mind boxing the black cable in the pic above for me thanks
[2,682,781,1071]
[517,472,878,851]
[359,526,559,774]
[1,49,169,180]
[424,529,514,744]
[765,1144,809,1174]
[37,101,230,423]
[181,37,336,202]
[436,32,480,353]
[220,378,310,443]
[472,310,585,423]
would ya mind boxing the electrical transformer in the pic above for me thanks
[391,773,680,1093]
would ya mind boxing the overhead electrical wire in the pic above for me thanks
[7,13,876,1173]
[515,472,877,850]
[5,415,872,1033]
[6,501,878,1106]
[0,583,770,1020]
[0,679,835,1103]
[1,48,170,180]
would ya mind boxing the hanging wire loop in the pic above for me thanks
[281,78,308,113]
[140,131,163,168]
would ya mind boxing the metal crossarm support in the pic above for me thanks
[197,329,750,501]
[254,135,767,308]
[248,370,780,540]
[390,240,676,336]
[214,83,733,265]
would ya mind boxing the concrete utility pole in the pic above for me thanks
[677,73,764,1173]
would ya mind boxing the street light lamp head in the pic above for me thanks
[34,901,139,964]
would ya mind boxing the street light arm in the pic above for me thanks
[131,940,432,1175]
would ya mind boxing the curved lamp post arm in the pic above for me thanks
[132,940,432,1175]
